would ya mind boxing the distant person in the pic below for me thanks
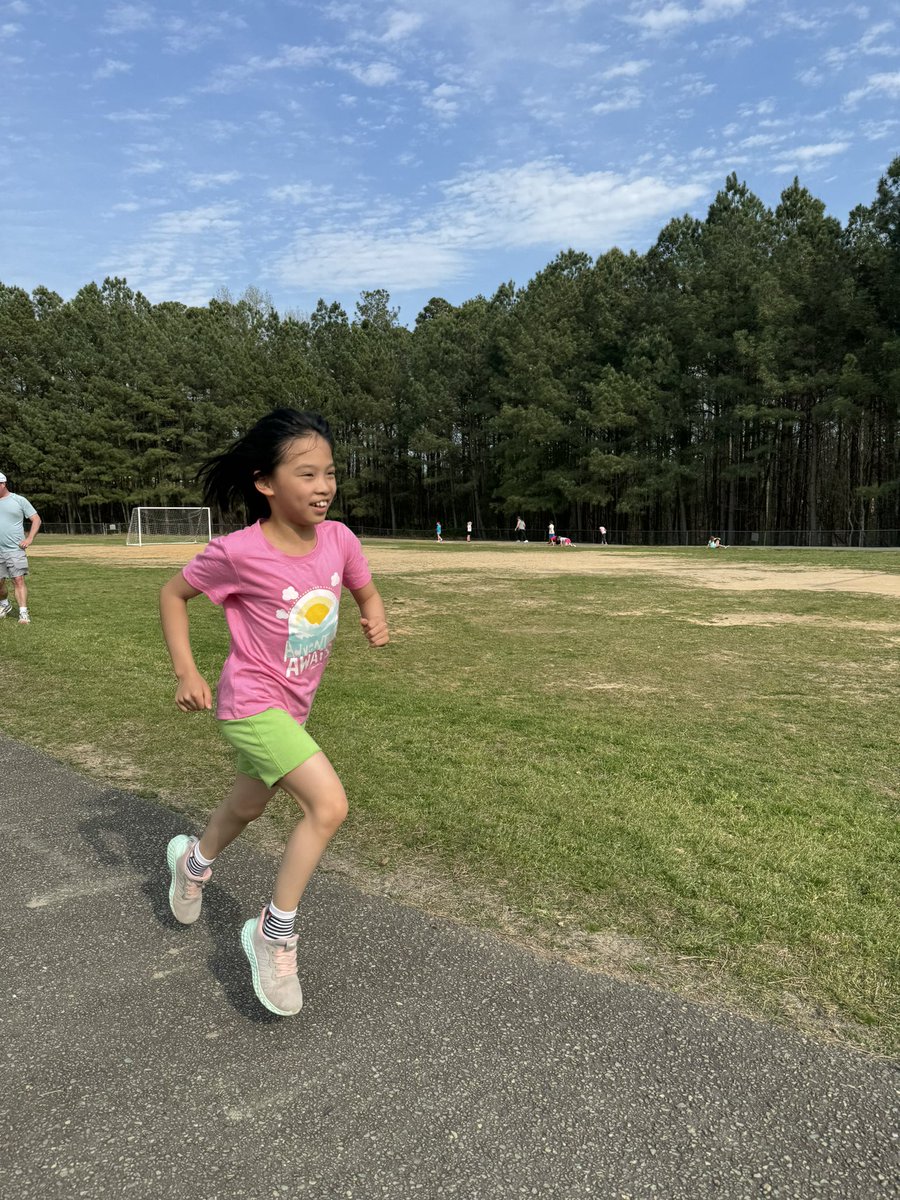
[514,516,527,543]
[559,536,576,547]
[599,525,608,546]
[548,522,556,544]
[159,409,389,1018]
[436,521,443,543]
[0,471,41,625]
[466,520,472,543]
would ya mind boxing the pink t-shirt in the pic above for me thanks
[182,520,371,723]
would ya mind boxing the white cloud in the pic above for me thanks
[739,133,781,147]
[680,77,715,96]
[6,2,28,13]
[188,171,241,190]
[861,117,898,141]
[105,108,158,122]
[592,86,643,114]
[602,59,650,79]
[201,45,329,93]
[269,160,707,293]
[126,157,165,175]
[268,183,329,203]
[106,202,243,305]
[164,13,247,53]
[274,230,466,291]
[1,20,21,35]
[772,142,850,170]
[345,60,400,86]
[542,0,596,11]
[631,0,751,37]
[424,82,463,121]
[797,66,823,86]
[438,160,706,250]
[380,10,424,42]
[845,71,900,106]
[101,3,154,35]
[93,58,131,80]
[860,21,897,56]
[738,97,774,116]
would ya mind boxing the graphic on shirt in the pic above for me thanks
[276,585,339,673]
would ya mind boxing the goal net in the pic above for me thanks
[126,507,212,546]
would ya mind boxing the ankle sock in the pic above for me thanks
[185,841,214,880]
[262,902,297,941]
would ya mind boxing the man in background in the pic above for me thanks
[0,472,41,625]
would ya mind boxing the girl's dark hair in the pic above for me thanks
[199,409,334,521]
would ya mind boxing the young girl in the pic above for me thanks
[160,409,389,1017]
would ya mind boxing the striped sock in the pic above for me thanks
[186,841,214,880]
[262,902,297,942]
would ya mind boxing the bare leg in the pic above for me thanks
[0,578,7,602]
[197,773,277,860]
[270,752,348,912]
[13,575,27,609]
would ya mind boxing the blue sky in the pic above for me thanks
[1,1,898,322]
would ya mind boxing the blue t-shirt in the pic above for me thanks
[0,493,38,552]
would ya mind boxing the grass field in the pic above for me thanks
[2,539,898,1055]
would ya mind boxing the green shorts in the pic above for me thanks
[218,708,321,787]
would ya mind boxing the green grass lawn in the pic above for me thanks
[2,545,898,1055]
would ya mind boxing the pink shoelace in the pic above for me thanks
[272,941,298,978]
[180,876,206,900]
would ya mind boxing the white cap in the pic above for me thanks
[0,473,6,483]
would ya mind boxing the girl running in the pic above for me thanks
[160,409,389,1017]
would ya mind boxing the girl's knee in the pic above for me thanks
[304,784,348,834]
[319,786,349,832]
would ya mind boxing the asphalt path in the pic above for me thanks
[1,732,896,1199]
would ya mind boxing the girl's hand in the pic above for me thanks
[175,671,213,711]
[360,616,389,647]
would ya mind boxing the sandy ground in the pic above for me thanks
[30,540,900,597]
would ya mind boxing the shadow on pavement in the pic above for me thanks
[78,788,280,1024]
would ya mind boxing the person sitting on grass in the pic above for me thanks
[159,409,389,1018]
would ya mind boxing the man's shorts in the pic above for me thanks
[218,708,321,787]
[0,549,28,578]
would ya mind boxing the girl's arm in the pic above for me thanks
[159,572,213,711]
[350,581,389,647]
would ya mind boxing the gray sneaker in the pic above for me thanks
[0,599,10,618]
[240,910,303,1016]
[166,835,210,924]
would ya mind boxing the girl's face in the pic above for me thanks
[256,434,337,527]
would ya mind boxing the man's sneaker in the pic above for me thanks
[0,599,10,618]
[240,910,303,1016]
[166,835,210,924]
[17,611,30,624]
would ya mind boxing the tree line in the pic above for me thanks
[1,161,898,545]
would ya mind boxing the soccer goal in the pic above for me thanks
[126,506,212,546]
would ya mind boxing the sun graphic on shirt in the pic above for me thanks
[276,585,340,663]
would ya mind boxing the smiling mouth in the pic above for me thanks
[312,501,330,510]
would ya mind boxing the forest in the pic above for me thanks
[1,160,898,545]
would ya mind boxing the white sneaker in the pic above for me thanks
[17,610,30,624]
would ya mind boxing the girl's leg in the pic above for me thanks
[167,774,275,926]
[270,751,348,912]
[239,753,346,1016]
[198,773,276,860]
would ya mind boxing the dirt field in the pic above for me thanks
[29,541,900,597]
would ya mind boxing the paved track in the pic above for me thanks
[1,733,896,1199]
